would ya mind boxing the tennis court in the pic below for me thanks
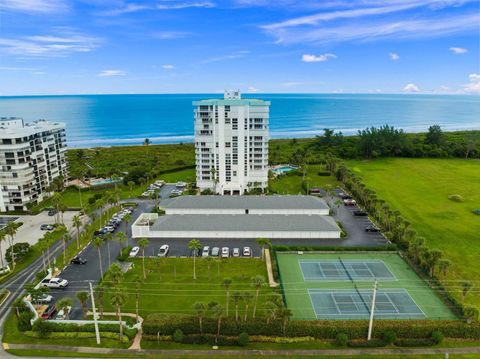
[300,259,396,281]
[276,252,456,320]
[309,288,425,319]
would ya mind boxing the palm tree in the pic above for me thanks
[5,222,18,270]
[278,307,292,336]
[76,291,89,318]
[193,302,206,333]
[56,297,73,320]
[0,230,6,270]
[115,231,127,250]
[95,283,105,318]
[61,229,71,266]
[59,201,68,225]
[255,238,271,261]
[127,181,135,198]
[438,259,451,277]
[110,291,127,341]
[43,232,53,270]
[461,281,473,301]
[25,283,48,303]
[72,215,82,249]
[104,232,113,268]
[264,301,278,324]
[251,275,266,318]
[242,291,253,322]
[109,263,124,287]
[143,138,151,157]
[92,236,104,278]
[221,278,232,317]
[138,238,149,279]
[123,213,131,238]
[210,303,224,344]
[188,239,202,280]
[134,274,142,321]
[232,292,242,322]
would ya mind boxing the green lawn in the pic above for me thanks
[269,165,339,194]
[102,258,276,318]
[347,158,480,308]
[276,252,455,320]
[159,168,196,183]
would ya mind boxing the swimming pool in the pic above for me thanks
[91,179,122,186]
[271,166,297,174]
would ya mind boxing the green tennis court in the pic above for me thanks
[276,252,456,320]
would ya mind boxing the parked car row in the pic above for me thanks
[40,304,71,320]
[142,180,165,197]
[194,246,251,258]
[339,190,382,234]
[94,207,134,237]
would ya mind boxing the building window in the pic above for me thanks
[225,142,231,148]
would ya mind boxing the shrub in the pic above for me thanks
[473,209,480,215]
[237,332,249,347]
[348,339,386,347]
[17,312,33,331]
[250,336,315,344]
[431,330,444,344]
[32,319,54,338]
[382,330,397,345]
[118,246,133,262]
[6,242,31,263]
[335,333,348,346]
[394,338,436,347]
[173,329,184,343]
[317,171,331,176]
[448,194,464,202]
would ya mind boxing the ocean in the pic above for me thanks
[0,93,479,148]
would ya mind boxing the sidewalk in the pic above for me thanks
[4,343,480,357]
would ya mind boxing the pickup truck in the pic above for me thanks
[40,277,69,288]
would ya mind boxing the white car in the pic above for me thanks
[55,306,72,320]
[202,246,210,257]
[232,248,240,257]
[104,226,115,233]
[129,246,140,257]
[211,247,220,256]
[32,293,53,304]
[221,247,229,258]
[158,244,169,257]
[243,247,251,257]
[40,277,68,288]
[176,181,187,188]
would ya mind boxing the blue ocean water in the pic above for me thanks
[0,94,479,148]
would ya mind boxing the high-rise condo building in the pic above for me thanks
[0,118,68,212]
[193,91,269,195]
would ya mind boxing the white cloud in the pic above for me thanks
[156,1,215,10]
[302,53,336,62]
[97,70,126,77]
[463,73,480,93]
[202,50,249,63]
[247,86,260,92]
[0,0,68,13]
[281,81,304,87]
[389,52,399,60]
[0,29,100,57]
[154,31,190,40]
[403,83,420,92]
[449,46,468,54]
[101,1,214,15]
[162,64,175,69]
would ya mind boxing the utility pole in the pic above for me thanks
[89,282,101,345]
[367,280,378,341]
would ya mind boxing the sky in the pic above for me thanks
[0,0,479,95]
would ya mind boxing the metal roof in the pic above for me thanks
[160,195,330,210]
[150,214,340,232]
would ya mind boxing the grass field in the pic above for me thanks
[347,158,480,308]
[276,252,455,320]
[269,165,339,194]
[102,257,276,318]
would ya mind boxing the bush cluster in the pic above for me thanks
[31,320,137,340]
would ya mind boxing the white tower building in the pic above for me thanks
[0,118,68,212]
[193,91,270,195]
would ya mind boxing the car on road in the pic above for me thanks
[343,199,357,206]
[41,305,57,319]
[243,247,251,257]
[353,210,368,216]
[221,247,229,258]
[232,248,240,257]
[158,244,169,257]
[211,247,220,257]
[47,209,57,216]
[365,225,380,233]
[40,224,55,231]
[129,246,140,257]
[202,246,210,257]
[32,293,53,305]
[40,277,68,288]
[71,256,87,265]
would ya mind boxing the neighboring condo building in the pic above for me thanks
[193,90,270,195]
[0,118,67,212]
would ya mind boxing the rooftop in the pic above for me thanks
[150,214,340,232]
[193,98,270,106]
[160,195,330,210]
[0,118,65,137]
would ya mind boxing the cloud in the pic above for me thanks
[0,66,38,71]
[261,1,479,45]
[97,70,126,77]
[154,31,190,40]
[302,53,336,62]
[202,50,249,63]
[403,83,420,92]
[100,1,214,15]
[156,1,215,10]
[162,64,175,69]
[0,0,68,13]
[463,73,480,93]
[449,46,468,54]
[281,81,304,87]
[389,52,399,60]
[0,29,101,57]
[247,86,260,92]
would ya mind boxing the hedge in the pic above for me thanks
[32,321,137,340]
[272,244,397,252]
[24,330,130,343]
[143,315,480,340]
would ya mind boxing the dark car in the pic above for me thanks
[71,256,87,264]
[41,304,57,319]
[190,248,201,257]
[365,225,380,232]
[40,224,55,230]
[353,210,368,216]
[94,228,107,237]
[47,209,57,216]
[339,193,353,199]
